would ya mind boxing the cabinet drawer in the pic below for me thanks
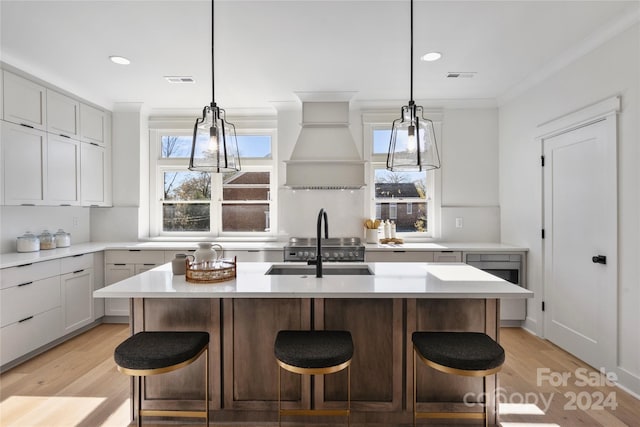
[0,307,63,366]
[60,253,93,274]
[1,276,61,327]
[0,259,60,289]
[105,250,165,264]
[365,251,434,262]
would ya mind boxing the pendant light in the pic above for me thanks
[189,0,240,173]
[386,0,440,172]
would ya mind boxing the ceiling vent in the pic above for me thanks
[446,72,476,79]
[164,76,195,83]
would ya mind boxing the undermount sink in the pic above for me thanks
[266,264,374,276]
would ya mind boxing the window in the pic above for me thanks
[149,121,276,238]
[363,112,442,238]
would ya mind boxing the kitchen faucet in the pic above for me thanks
[308,208,328,277]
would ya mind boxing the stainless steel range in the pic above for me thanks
[284,237,365,262]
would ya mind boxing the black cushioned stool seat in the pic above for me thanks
[274,330,353,370]
[274,330,354,426]
[412,332,505,372]
[411,331,505,427]
[114,331,210,427]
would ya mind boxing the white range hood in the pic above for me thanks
[284,93,365,190]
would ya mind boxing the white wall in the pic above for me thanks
[0,206,90,253]
[276,104,501,241]
[499,24,640,394]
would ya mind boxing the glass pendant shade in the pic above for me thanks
[387,103,440,171]
[189,104,240,172]
[386,0,441,172]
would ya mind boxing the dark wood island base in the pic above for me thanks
[129,297,501,426]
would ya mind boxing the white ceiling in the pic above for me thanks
[1,0,638,113]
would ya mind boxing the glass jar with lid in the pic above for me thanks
[17,232,40,253]
[39,230,56,250]
[54,229,71,247]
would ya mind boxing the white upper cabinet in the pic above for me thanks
[2,71,47,130]
[47,134,80,205]
[81,142,109,206]
[80,103,106,146]
[1,68,112,207]
[1,121,46,205]
[46,89,80,138]
[1,121,81,206]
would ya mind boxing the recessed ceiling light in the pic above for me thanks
[109,56,131,65]
[421,52,442,62]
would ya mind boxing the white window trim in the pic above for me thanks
[362,110,442,240]
[148,119,277,239]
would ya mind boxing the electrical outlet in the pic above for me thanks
[455,217,463,229]
[72,216,79,228]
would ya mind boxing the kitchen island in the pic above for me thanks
[95,262,532,426]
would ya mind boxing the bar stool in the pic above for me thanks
[274,330,353,426]
[412,331,505,426]
[114,331,210,427]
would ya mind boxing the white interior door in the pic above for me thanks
[543,117,617,371]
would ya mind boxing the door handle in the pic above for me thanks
[592,255,607,265]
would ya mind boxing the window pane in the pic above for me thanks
[163,203,210,232]
[237,135,271,158]
[373,129,392,155]
[376,201,427,232]
[374,170,426,198]
[223,172,270,201]
[164,171,211,200]
[161,135,193,158]
[222,204,270,232]
[374,169,428,232]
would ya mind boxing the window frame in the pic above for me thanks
[362,111,442,240]
[148,118,277,239]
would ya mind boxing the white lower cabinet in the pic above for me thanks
[61,269,93,334]
[104,250,165,317]
[0,260,62,367]
[0,253,98,368]
[104,264,134,316]
[365,251,435,262]
[0,307,63,366]
[432,251,462,262]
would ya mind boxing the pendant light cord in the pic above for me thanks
[211,0,215,106]
[409,0,414,105]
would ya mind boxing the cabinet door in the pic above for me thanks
[1,121,46,205]
[61,269,93,334]
[224,250,282,262]
[135,263,159,274]
[47,134,80,205]
[80,142,106,206]
[433,251,462,262]
[2,71,46,130]
[365,251,434,262]
[0,276,61,328]
[80,103,105,146]
[46,89,80,138]
[0,307,62,366]
[105,264,135,316]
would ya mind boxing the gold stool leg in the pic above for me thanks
[278,365,282,427]
[137,376,142,427]
[347,364,351,427]
[205,347,209,426]
[413,350,417,427]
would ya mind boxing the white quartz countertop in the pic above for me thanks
[94,262,534,300]
[1,241,527,269]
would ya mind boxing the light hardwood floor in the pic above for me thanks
[1,324,638,426]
